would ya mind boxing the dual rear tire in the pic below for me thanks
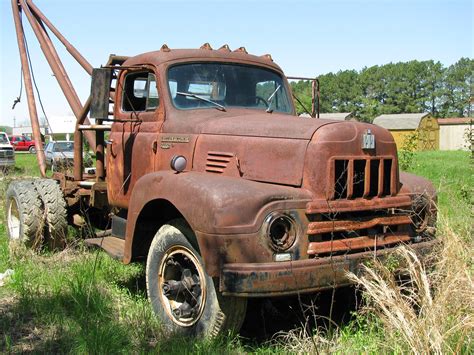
[5,179,68,250]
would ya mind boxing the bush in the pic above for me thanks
[398,131,420,170]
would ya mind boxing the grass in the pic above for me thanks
[0,151,472,353]
[407,151,473,235]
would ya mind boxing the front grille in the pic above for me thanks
[306,210,413,256]
[0,148,14,158]
[333,157,393,199]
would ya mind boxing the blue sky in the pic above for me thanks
[0,0,472,127]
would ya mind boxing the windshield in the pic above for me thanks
[53,142,74,152]
[0,133,9,144]
[168,63,292,113]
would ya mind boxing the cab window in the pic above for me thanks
[122,72,159,112]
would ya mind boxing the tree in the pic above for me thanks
[440,58,474,117]
[290,57,472,121]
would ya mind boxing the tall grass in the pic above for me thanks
[348,223,473,354]
[267,217,473,354]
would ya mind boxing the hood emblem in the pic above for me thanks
[362,129,375,150]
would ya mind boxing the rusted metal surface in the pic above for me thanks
[15,0,96,149]
[85,236,124,260]
[287,76,320,118]
[307,233,411,255]
[25,0,94,75]
[306,195,413,214]
[220,239,437,297]
[73,96,91,181]
[307,215,411,235]
[100,48,438,276]
[121,172,312,264]
[11,0,46,177]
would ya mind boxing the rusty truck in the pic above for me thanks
[5,0,437,337]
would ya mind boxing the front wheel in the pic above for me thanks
[29,145,36,154]
[146,219,247,337]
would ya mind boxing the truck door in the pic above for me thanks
[107,69,164,208]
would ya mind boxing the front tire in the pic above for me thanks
[5,181,43,248]
[29,145,36,154]
[146,219,247,337]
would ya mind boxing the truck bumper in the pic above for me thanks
[220,239,437,297]
[0,158,15,167]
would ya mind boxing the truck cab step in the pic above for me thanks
[85,236,125,260]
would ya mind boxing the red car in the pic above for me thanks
[9,135,40,153]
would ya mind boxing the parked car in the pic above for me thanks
[0,132,15,170]
[44,140,75,172]
[9,135,39,153]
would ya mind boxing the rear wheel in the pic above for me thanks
[29,145,36,154]
[33,179,68,249]
[146,219,247,337]
[5,181,43,248]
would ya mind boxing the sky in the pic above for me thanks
[0,0,472,127]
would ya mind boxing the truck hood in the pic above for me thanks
[194,114,342,186]
[52,151,74,159]
[200,112,336,139]
[0,143,13,149]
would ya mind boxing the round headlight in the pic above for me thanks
[264,212,297,251]
[170,155,187,173]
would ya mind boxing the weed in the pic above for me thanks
[398,131,420,170]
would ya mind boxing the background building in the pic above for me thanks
[438,118,472,151]
[373,113,439,150]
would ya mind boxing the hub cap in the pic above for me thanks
[158,246,206,326]
[7,198,21,240]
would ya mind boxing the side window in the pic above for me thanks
[146,74,159,110]
[122,72,159,112]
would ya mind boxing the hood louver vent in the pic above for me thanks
[206,151,234,173]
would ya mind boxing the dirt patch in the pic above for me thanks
[0,294,64,353]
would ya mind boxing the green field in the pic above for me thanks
[0,151,472,353]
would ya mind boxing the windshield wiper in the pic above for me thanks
[265,85,281,113]
[176,92,226,111]
[265,84,281,113]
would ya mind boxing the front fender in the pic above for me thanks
[123,171,312,263]
[399,172,437,200]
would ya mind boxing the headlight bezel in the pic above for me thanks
[262,211,301,251]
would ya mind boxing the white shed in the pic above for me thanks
[12,125,47,137]
[438,118,472,151]
[47,115,76,141]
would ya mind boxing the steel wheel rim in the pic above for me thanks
[158,245,206,327]
[7,198,21,240]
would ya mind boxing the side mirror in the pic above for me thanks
[90,68,112,120]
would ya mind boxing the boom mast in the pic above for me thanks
[11,0,98,176]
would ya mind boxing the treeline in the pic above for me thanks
[291,58,473,122]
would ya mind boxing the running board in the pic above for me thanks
[85,236,125,260]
